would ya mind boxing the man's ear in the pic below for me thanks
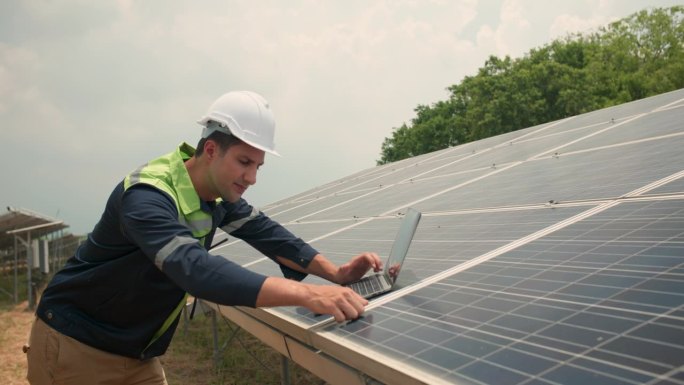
[204,139,217,160]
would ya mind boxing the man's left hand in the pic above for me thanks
[334,252,382,285]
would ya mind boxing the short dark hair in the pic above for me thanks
[195,130,243,157]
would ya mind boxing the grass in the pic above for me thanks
[163,309,326,385]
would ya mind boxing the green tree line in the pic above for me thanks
[378,6,684,165]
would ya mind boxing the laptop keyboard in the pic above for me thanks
[349,275,386,297]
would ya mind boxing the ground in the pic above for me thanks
[0,302,322,385]
[0,302,33,385]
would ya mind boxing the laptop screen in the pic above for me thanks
[384,208,421,287]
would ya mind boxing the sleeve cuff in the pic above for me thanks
[279,244,318,281]
[279,265,308,281]
[290,244,319,269]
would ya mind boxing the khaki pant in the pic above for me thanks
[26,318,168,385]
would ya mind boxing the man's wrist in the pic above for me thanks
[257,277,312,308]
[311,254,342,284]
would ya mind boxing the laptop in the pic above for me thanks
[345,208,421,299]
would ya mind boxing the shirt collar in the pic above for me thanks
[171,142,202,215]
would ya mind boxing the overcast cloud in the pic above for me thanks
[1,0,680,234]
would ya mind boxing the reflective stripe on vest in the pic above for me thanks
[144,292,189,353]
[155,235,199,269]
[221,206,260,233]
[179,212,213,238]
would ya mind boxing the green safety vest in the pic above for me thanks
[123,142,215,352]
[124,142,214,241]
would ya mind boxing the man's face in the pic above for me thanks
[208,141,265,203]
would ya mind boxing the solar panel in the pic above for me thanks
[210,88,684,384]
[314,199,684,384]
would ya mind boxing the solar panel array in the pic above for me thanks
[211,89,684,384]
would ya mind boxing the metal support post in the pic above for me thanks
[210,309,221,368]
[281,355,291,385]
[26,232,34,310]
[182,303,189,336]
[14,236,18,304]
[12,233,33,309]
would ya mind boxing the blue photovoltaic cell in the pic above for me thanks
[541,88,684,131]
[243,207,587,325]
[213,220,366,263]
[265,188,381,223]
[413,134,684,213]
[317,199,684,384]
[301,169,486,221]
[537,105,684,156]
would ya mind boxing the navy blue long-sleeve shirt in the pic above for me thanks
[36,179,319,359]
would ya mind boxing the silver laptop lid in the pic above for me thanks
[383,208,421,287]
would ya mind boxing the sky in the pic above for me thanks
[1,0,681,235]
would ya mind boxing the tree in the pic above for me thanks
[377,6,684,165]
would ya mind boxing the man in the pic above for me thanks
[26,91,381,384]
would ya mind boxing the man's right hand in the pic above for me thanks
[256,277,368,322]
[302,284,368,322]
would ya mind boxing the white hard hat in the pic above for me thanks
[197,91,280,156]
